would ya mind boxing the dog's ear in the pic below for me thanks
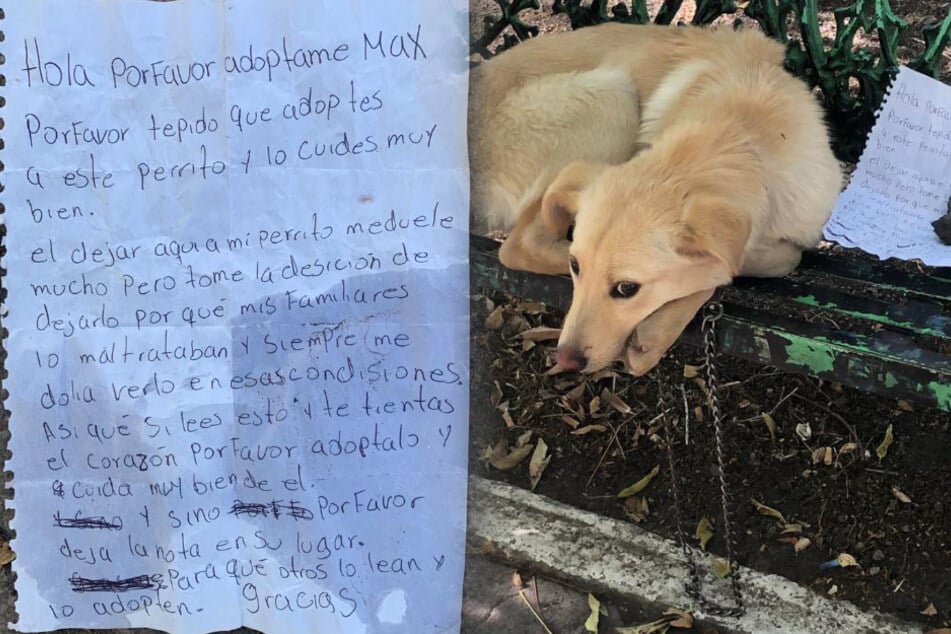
[675,196,751,280]
[541,161,602,238]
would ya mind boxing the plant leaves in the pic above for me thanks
[585,593,600,632]
[663,608,694,629]
[711,557,732,578]
[762,413,776,442]
[683,364,700,378]
[623,496,650,523]
[490,443,534,470]
[891,486,913,504]
[837,552,859,567]
[516,430,533,448]
[751,498,787,523]
[795,537,812,553]
[601,387,632,414]
[485,305,505,330]
[0,542,15,566]
[529,439,551,491]
[695,517,714,551]
[618,465,660,498]
[921,602,938,617]
[876,424,894,460]
[572,424,607,435]
[562,415,581,430]
[520,326,562,342]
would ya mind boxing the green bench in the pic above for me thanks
[470,235,951,412]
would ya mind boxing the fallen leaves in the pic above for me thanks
[519,326,562,342]
[482,434,535,471]
[572,424,607,436]
[695,517,714,551]
[794,537,812,553]
[921,602,938,617]
[821,552,860,570]
[623,496,650,523]
[891,486,913,505]
[529,439,551,491]
[585,593,602,632]
[762,412,777,443]
[618,465,660,498]
[751,498,787,524]
[617,608,694,633]
[876,424,894,460]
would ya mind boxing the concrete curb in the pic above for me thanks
[467,476,925,634]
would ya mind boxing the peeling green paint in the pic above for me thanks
[783,337,837,374]
[928,381,951,412]
[792,295,945,337]
[883,373,899,389]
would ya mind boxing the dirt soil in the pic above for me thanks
[469,289,951,630]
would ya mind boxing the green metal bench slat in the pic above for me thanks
[730,277,951,341]
[470,235,951,412]
[799,251,951,301]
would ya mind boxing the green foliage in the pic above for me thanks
[474,0,951,162]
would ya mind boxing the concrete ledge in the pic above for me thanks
[467,476,924,634]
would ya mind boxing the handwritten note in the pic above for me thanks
[3,1,469,632]
[825,66,951,265]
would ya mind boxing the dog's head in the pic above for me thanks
[542,156,752,373]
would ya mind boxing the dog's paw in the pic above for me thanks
[623,343,663,377]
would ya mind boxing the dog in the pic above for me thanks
[469,23,842,375]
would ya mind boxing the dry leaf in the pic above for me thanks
[572,424,608,436]
[663,608,694,629]
[683,364,701,378]
[921,603,938,617]
[544,364,566,376]
[840,442,859,454]
[794,537,812,553]
[601,388,632,414]
[529,439,551,491]
[485,306,505,330]
[623,496,650,523]
[520,326,562,342]
[796,421,812,441]
[751,498,787,523]
[891,486,913,504]
[585,593,601,632]
[711,557,732,578]
[897,399,914,412]
[876,424,894,461]
[823,446,833,465]
[522,339,536,351]
[589,396,602,416]
[762,413,776,442]
[490,381,503,409]
[481,438,507,464]
[516,430,533,448]
[0,542,15,566]
[501,407,515,428]
[516,301,546,315]
[695,517,714,551]
[811,447,826,465]
[490,443,534,470]
[562,415,581,430]
[837,553,859,568]
[511,571,524,589]
[618,465,660,498]
[566,383,587,401]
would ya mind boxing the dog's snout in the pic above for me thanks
[555,346,588,371]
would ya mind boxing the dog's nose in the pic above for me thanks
[555,347,587,371]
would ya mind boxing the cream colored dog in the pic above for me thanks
[470,23,842,375]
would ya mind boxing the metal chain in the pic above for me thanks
[659,300,745,618]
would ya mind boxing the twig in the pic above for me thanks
[681,384,690,447]
[517,589,554,634]
[864,468,901,477]
[791,392,858,443]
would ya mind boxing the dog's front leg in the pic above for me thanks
[623,288,715,376]
[497,200,571,275]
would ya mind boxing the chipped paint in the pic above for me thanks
[927,381,951,411]
[782,337,836,374]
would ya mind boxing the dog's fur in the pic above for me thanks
[469,23,843,375]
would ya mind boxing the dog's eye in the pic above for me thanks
[611,282,640,299]
[569,257,580,276]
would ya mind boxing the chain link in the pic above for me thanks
[659,299,745,618]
